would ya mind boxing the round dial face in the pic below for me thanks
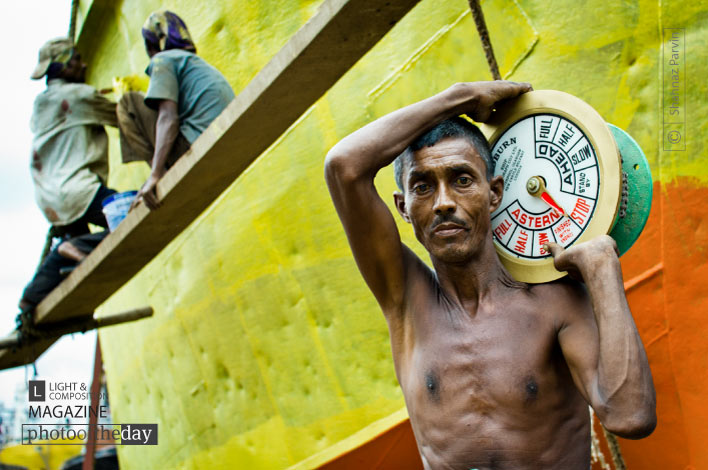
[490,114,600,259]
[479,90,621,283]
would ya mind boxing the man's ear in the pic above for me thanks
[489,175,504,213]
[394,192,411,223]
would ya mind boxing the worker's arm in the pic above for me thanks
[549,235,656,439]
[86,91,118,127]
[133,99,179,210]
[324,81,531,312]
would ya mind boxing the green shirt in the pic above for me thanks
[145,49,235,144]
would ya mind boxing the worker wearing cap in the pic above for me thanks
[30,38,118,237]
[20,38,117,313]
[117,10,235,210]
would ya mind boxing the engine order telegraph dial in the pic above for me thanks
[479,91,622,283]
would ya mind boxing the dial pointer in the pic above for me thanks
[526,176,567,217]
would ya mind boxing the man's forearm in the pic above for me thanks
[151,110,179,176]
[325,83,479,178]
[582,257,656,437]
[325,81,531,182]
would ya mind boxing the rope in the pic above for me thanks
[68,0,80,42]
[590,407,612,470]
[15,310,46,343]
[602,427,627,470]
[467,0,502,80]
[35,226,58,271]
[590,407,628,469]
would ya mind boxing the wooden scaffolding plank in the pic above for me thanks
[0,0,420,370]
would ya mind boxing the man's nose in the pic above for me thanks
[433,185,456,214]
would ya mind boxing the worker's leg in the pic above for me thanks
[20,246,77,308]
[54,185,117,239]
[117,92,158,164]
[19,231,109,309]
[117,92,191,167]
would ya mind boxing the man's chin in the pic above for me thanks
[429,244,475,264]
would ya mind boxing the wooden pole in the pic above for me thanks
[0,307,153,351]
[82,337,103,470]
[68,0,80,42]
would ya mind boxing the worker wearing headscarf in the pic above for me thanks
[117,10,234,210]
[141,10,197,54]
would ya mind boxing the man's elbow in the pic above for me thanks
[602,408,657,439]
[157,109,179,128]
[324,147,362,186]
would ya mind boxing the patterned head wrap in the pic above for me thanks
[31,38,75,80]
[142,10,196,54]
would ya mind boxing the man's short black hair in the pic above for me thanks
[393,117,494,191]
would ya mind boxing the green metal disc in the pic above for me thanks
[606,124,653,256]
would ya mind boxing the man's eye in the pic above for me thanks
[456,176,472,185]
[413,183,430,194]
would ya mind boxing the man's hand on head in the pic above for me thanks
[544,235,620,282]
[450,81,533,123]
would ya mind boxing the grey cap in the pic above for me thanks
[31,37,74,80]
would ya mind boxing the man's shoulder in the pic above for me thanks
[376,244,436,317]
[148,50,186,74]
[32,82,96,120]
[152,49,200,67]
[529,277,591,320]
[159,49,194,57]
[44,81,97,98]
[402,245,443,299]
[401,244,435,277]
[151,50,223,77]
[530,276,587,299]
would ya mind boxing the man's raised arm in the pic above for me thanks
[324,81,531,311]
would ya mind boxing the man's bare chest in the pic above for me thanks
[394,302,566,415]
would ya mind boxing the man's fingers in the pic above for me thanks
[144,191,159,210]
[507,81,532,93]
[543,242,563,258]
[129,195,142,212]
[544,242,574,275]
[495,81,533,99]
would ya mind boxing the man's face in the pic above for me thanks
[62,50,87,83]
[144,40,159,58]
[394,137,503,264]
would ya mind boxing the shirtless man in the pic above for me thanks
[324,81,656,469]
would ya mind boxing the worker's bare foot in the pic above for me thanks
[57,240,87,262]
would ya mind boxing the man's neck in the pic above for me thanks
[431,236,522,312]
[47,78,67,87]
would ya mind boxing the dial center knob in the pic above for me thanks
[526,176,543,196]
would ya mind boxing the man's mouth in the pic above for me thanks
[432,222,467,237]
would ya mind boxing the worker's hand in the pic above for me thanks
[451,81,533,123]
[131,171,164,211]
[544,235,619,282]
